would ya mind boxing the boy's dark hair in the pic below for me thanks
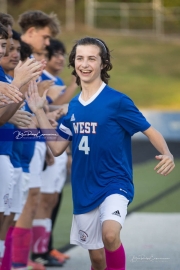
[68,37,112,86]
[0,23,8,39]
[12,29,21,41]
[18,10,60,37]
[0,13,14,27]
[20,41,32,61]
[46,39,66,60]
[11,30,30,61]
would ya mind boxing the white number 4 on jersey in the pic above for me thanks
[78,136,90,155]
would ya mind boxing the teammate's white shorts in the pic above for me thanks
[7,167,23,215]
[22,172,30,207]
[41,152,68,194]
[0,155,14,213]
[70,194,129,250]
[14,172,30,221]
[29,142,46,189]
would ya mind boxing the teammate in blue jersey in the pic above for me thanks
[31,39,71,264]
[0,15,35,268]
[40,39,66,105]
[0,13,43,126]
[0,23,23,108]
[26,37,175,270]
[9,10,63,270]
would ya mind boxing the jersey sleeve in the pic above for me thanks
[0,66,8,82]
[116,95,151,136]
[57,111,73,141]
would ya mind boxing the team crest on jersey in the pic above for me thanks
[70,114,75,121]
[79,230,88,242]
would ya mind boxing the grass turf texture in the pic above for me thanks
[53,159,180,249]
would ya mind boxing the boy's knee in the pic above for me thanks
[103,231,117,246]
[41,193,56,211]
[91,252,105,269]
[26,188,40,212]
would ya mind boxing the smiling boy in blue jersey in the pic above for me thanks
[26,37,175,270]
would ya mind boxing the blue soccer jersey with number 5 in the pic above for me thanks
[59,83,151,214]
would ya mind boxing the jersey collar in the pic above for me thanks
[78,82,106,106]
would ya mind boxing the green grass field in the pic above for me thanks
[58,27,180,110]
[53,159,180,249]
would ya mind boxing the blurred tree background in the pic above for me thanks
[7,0,180,28]
[6,0,180,109]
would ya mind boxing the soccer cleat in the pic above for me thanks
[32,254,63,267]
[49,249,65,263]
[28,259,45,270]
[11,268,28,270]
[50,249,70,261]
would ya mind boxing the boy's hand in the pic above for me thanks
[13,58,43,88]
[0,82,22,103]
[25,80,48,114]
[154,155,175,176]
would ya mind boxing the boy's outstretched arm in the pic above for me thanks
[143,126,175,176]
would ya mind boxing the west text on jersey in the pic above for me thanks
[73,122,97,134]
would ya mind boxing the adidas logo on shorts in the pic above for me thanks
[112,210,121,217]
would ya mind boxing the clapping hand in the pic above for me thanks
[37,80,54,97]
[13,58,43,88]
[9,109,32,128]
[0,82,22,105]
[25,80,48,114]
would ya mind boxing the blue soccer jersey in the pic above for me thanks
[0,66,14,156]
[0,72,35,170]
[19,102,36,172]
[21,140,35,173]
[59,83,151,214]
[0,66,7,82]
[41,70,65,103]
[41,70,65,86]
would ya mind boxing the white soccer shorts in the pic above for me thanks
[29,142,46,188]
[70,194,129,250]
[22,172,30,207]
[14,172,30,221]
[7,167,23,215]
[41,152,68,194]
[0,155,14,213]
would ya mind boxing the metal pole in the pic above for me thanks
[0,0,7,13]
[66,0,75,30]
[85,0,94,28]
[120,3,129,31]
[153,0,164,36]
